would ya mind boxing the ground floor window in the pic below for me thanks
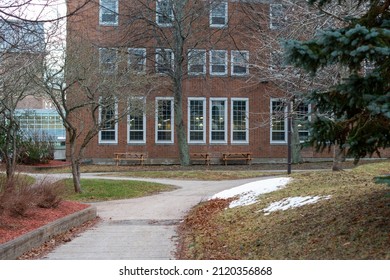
[210,98,227,143]
[270,99,287,143]
[156,97,174,143]
[99,99,117,144]
[231,98,249,143]
[128,97,146,143]
[188,98,206,143]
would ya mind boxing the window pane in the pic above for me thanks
[189,99,205,142]
[128,48,146,72]
[157,0,173,25]
[157,99,173,142]
[188,50,206,74]
[211,1,227,26]
[211,100,225,142]
[100,0,118,25]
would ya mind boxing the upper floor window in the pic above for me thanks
[156,0,174,26]
[231,50,249,76]
[99,0,118,26]
[210,50,227,76]
[188,49,206,75]
[210,1,228,28]
[270,4,284,30]
[128,48,146,73]
[156,48,174,74]
[99,48,118,74]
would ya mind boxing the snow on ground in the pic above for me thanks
[262,195,332,215]
[210,177,331,212]
[210,177,291,208]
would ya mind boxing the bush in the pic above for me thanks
[18,132,54,165]
[35,181,64,209]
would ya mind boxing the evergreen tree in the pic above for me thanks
[284,0,390,162]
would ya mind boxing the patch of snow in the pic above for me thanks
[262,195,332,215]
[210,177,291,208]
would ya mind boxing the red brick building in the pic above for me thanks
[65,0,338,164]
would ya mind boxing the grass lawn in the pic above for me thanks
[60,178,177,202]
[176,161,390,259]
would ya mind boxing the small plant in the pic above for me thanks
[35,181,64,209]
[18,132,55,165]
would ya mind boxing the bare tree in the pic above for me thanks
[34,36,152,193]
[241,0,365,167]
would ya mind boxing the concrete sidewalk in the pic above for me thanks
[41,174,275,260]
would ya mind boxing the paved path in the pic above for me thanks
[37,173,276,260]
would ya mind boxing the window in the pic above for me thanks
[156,97,174,143]
[128,48,146,73]
[99,48,117,74]
[210,98,227,143]
[210,1,228,27]
[231,50,249,76]
[210,50,227,76]
[295,102,311,142]
[128,97,146,143]
[188,49,206,75]
[99,99,118,144]
[270,4,284,30]
[231,98,249,143]
[156,0,174,26]
[156,48,174,74]
[188,98,206,143]
[270,99,287,143]
[99,0,118,26]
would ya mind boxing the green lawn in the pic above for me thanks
[60,178,177,202]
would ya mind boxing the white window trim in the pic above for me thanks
[210,97,227,144]
[270,3,283,30]
[128,48,146,73]
[210,1,228,28]
[296,103,311,143]
[156,0,174,27]
[127,97,146,144]
[188,97,206,144]
[231,50,249,76]
[99,47,118,75]
[270,98,287,144]
[231,98,249,144]
[99,100,118,144]
[210,50,228,76]
[99,0,119,26]
[155,97,174,144]
[188,49,207,76]
[155,48,174,74]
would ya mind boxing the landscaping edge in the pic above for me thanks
[0,205,97,260]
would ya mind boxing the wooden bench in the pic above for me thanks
[113,152,145,166]
[222,152,252,165]
[190,153,211,165]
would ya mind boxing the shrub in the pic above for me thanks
[18,132,54,165]
[35,181,64,209]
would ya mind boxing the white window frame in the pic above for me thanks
[231,98,249,144]
[128,96,146,144]
[188,49,206,75]
[128,48,146,73]
[210,1,228,28]
[295,103,311,143]
[210,98,227,144]
[210,50,227,76]
[270,3,283,30]
[156,48,174,74]
[231,50,249,76]
[156,0,174,27]
[99,99,118,144]
[188,97,206,144]
[99,48,118,75]
[99,0,118,26]
[155,97,174,144]
[270,98,287,144]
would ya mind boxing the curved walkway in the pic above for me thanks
[37,173,278,260]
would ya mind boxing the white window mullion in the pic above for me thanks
[210,98,227,144]
[231,98,249,144]
[188,97,206,143]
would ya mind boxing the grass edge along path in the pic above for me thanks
[176,161,390,260]
[60,178,177,202]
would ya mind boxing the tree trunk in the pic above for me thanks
[69,136,82,193]
[332,143,345,171]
